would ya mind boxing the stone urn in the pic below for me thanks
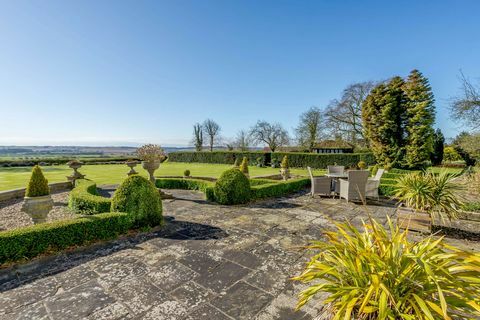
[142,160,161,184]
[126,160,139,176]
[67,160,85,183]
[22,195,53,224]
[280,168,290,181]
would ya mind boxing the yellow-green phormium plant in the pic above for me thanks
[393,171,463,222]
[293,218,480,319]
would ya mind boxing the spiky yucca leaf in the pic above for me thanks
[293,218,480,319]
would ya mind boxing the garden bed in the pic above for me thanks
[0,191,75,231]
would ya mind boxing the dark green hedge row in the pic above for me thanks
[68,180,112,214]
[251,178,310,199]
[156,178,216,201]
[0,212,130,264]
[168,151,265,165]
[168,151,375,168]
[0,157,138,167]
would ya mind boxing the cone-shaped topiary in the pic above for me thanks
[239,157,249,176]
[111,175,162,228]
[357,161,366,169]
[25,165,50,197]
[214,168,251,205]
[281,155,289,169]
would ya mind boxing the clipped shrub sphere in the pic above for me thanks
[214,168,251,205]
[25,165,50,197]
[111,175,162,228]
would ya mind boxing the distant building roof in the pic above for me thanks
[313,140,354,150]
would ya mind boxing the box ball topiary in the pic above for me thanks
[184,169,191,177]
[111,175,162,228]
[358,161,367,169]
[25,165,50,197]
[214,168,251,205]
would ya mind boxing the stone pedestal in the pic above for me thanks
[126,160,139,176]
[67,161,85,184]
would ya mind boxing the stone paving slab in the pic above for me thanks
[0,189,479,319]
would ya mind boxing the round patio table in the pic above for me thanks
[325,172,348,194]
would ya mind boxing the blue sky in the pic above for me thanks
[0,0,479,146]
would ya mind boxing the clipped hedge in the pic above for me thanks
[156,178,216,201]
[0,212,130,264]
[251,178,310,199]
[214,168,251,205]
[68,180,111,214]
[156,177,310,202]
[111,175,163,228]
[168,151,375,168]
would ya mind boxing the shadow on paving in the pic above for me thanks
[0,216,228,292]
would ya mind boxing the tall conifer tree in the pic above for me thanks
[403,69,436,168]
[362,77,406,168]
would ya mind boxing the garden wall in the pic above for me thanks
[0,181,73,201]
[168,151,375,169]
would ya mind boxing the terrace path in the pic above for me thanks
[0,190,478,320]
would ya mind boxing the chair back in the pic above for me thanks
[327,165,345,175]
[307,166,314,180]
[347,170,370,193]
[373,168,385,181]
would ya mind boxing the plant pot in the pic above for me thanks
[126,160,139,176]
[142,160,161,183]
[280,168,290,181]
[22,195,53,224]
[397,205,431,233]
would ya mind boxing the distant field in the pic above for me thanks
[0,162,323,191]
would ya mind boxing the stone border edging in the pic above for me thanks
[0,182,73,201]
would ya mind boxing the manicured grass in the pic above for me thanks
[0,162,325,191]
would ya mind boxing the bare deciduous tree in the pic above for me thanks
[295,106,324,152]
[324,82,375,145]
[450,71,480,130]
[249,121,289,152]
[234,130,251,151]
[202,119,221,152]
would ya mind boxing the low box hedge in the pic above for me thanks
[0,212,131,264]
[68,179,111,214]
[156,178,216,201]
[156,177,310,202]
[251,178,310,199]
[168,151,375,169]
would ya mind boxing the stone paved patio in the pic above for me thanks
[1,189,479,320]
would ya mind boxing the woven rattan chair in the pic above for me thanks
[366,168,385,200]
[339,170,370,203]
[307,167,332,197]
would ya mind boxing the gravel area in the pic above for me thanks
[0,191,76,231]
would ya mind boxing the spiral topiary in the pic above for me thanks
[111,175,162,228]
[214,168,251,205]
[25,165,50,197]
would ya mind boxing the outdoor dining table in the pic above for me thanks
[325,172,349,193]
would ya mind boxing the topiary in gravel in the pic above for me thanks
[214,168,251,205]
[25,165,50,197]
[111,175,162,228]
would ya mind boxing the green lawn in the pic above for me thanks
[0,162,324,191]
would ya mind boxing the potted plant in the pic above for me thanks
[280,155,290,181]
[22,165,53,224]
[137,144,166,183]
[239,157,249,178]
[394,170,463,233]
